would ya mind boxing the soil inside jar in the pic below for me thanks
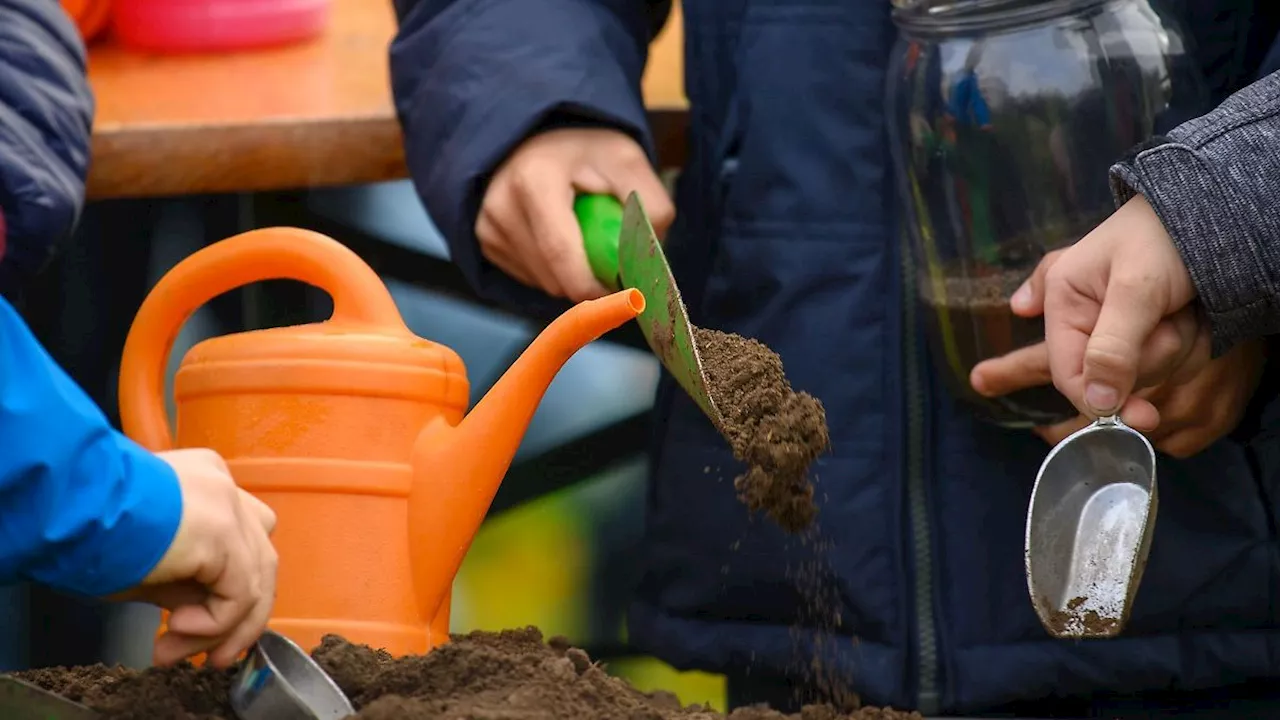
[917,265,1077,427]
[693,327,831,533]
[9,629,923,720]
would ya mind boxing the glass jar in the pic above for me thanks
[886,0,1209,427]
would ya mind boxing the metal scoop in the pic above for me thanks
[230,630,355,720]
[1025,415,1157,639]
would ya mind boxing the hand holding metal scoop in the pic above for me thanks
[1025,414,1158,639]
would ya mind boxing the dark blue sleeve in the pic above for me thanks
[389,0,661,318]
[0,295,183,597]
[0,0,94,287]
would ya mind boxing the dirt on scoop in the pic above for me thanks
[10,628,921,720]
[694,327,830,533]
[1042,595,1120,637]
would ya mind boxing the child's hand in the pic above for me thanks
[971,193,1263,454]
[972,232,1198,431]
[1033,194,1196,421]
[974,328,1264,457]
[112,448,278,668]
[477,128,674,302]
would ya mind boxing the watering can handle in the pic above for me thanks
[118,227,406,452]
[575,194,624,292]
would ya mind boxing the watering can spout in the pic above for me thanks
[407,288,645,643]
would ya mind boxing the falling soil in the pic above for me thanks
[693,327,830,533]
[9,628,922,720]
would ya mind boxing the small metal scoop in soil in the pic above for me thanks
[230,629,355,720]
[576,192,725,428]
[1025,415,1158,639]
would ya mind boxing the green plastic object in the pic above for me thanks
[574,194,624,292]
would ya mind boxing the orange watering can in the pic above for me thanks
[118,227,644,655]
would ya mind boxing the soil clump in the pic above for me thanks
[694,328,830,533]
[10,628,921,720]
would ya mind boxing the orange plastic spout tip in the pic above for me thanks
[407,288,643,624]
[458,287,644,447]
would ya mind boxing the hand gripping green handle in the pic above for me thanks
[574,193,624,292]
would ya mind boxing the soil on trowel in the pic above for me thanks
[694,327,830,533]
[10,628,921,720]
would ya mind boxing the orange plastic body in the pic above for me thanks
[118,228,643,655]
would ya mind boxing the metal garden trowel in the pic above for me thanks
[575,192,725,429]
[1025,415,1158,639]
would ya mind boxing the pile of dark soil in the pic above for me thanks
[10,628,920,720]
[694,328,830,533]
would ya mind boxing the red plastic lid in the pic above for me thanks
[111,0,332,53]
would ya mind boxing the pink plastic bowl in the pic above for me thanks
[111,0,332,53]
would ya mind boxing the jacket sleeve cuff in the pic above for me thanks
[1110,144,1280,357]
[0,292,183,597]
[27,434,183,597]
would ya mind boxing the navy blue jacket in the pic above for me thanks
[390,0,1280,713]
[0,1,183,598]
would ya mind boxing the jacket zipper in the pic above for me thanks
[901,233,940,715]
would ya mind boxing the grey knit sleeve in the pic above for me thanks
[1109,70,1280,356]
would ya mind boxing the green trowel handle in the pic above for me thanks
[575,193,623,292]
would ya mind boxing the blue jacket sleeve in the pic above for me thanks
[0,295,182,597]
[0,0,94,290]
[389,0,665,318]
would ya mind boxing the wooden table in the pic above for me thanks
[86,0,688,200]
